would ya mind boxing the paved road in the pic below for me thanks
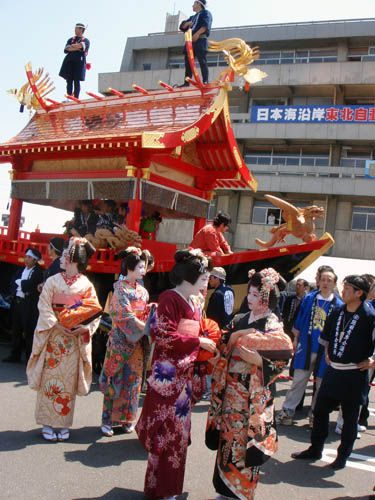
[0,345,374,500]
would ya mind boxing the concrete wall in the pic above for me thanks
[99,61,375,93]
[332,229,375,259]
[157,218,194,245]
[234,121,375,142]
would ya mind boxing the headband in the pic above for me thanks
[26,249,41,261]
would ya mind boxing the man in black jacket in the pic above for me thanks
[44,237,64,281]
[3,248,44,363]
[179,0,213,86]
[292,275,375,470]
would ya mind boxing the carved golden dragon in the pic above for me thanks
[255,195,325,248]
[208,38,267,84]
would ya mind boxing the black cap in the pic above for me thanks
[343,275,370,294]
[50,237,65,256]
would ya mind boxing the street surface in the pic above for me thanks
[0,345,374,500]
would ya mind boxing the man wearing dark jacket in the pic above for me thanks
[3,248,44,363]
[179,0,213,86]
[206,267,234,329]
[44,237,64,281]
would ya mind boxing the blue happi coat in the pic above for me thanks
[293,290,343,378]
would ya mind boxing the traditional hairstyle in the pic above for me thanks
[170,249,212,286]
[247,268,281,310]
[65,237,95,272]
[142,249,155,272]
[118,246,147,275]
[212,211,231,228]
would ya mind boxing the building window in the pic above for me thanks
[352,207,375,231]
[252,201,283,225]
[143,63,152,71]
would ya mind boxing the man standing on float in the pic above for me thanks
[59,23,90,98]
[179,0,212,86]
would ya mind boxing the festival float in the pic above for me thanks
[0,32,334,304]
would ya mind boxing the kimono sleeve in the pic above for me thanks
[83,281,101,337]
[36,276,58,333]
[32,277,58,355]
[154,293,200,355]
[110,284,145,342]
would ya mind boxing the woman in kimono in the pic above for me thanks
[206,268,293,500]
[136,249,216,500]
[27,237,101,442]
[99,247,150,436]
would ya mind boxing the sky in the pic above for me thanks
[1,0,375,231]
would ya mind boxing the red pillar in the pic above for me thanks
[7,198,23,240]
[193,217,206,236]
[127,199,142,233]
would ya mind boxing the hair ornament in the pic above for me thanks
[249,267,280,305]
[67,237,87,262]
[126,246,142,256]
[188,248,209,273]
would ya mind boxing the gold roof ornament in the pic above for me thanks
[208,38,267,84]
[7,63,55,112]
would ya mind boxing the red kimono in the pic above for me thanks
[136,289,202,499]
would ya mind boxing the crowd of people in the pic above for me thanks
[1,209,375,499]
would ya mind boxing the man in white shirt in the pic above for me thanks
[3,248,44,363]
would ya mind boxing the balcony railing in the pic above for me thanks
[246,162,366,179]
[245,154,329,168]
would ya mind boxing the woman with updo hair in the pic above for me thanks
[27,237,101,442]
[99,247,150,436]
[206,268,293,500]
[136,249,216,500]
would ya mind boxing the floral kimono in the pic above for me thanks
[206,312,293,500]
[100,279,149,426]
[136,289,204,500]
[27,273,100,428]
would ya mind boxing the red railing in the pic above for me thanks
[0,227,177,274]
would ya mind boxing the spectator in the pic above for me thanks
[3,248,44,363]
[139,211,162,241]
[44,237,65,281]
[206,267,234,329]
[282,279,310,339]
[277,269,343,426]
[72,200,98,237]
[292,275,375,469]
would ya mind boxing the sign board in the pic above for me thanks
[250,105,375,124]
